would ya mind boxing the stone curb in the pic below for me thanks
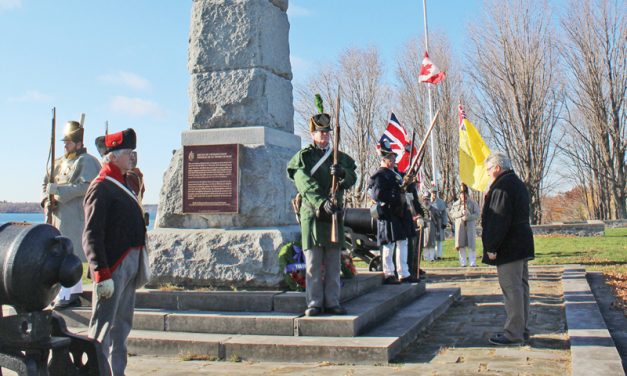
[562,266,624,375]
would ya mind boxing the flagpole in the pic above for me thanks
[422,0,438,191]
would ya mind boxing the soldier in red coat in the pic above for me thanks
[83,128,149,375]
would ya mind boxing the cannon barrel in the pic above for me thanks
[0,222,82,312]
[344,208,377,235]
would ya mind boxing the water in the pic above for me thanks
[0,212,156,231]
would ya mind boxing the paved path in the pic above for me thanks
[587,271,627,374]
[118,266,571,375]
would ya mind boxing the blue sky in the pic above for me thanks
[1,0,489,204]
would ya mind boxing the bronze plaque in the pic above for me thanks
[183,144,240,214]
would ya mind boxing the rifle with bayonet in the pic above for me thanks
[45,107,57,224]
[330,87,341,243]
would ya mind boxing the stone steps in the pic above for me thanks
[273,272,384,313]
[79,272,383,313]
[296,282,425,337]
[67,287,460,364]
[58,282,425,338]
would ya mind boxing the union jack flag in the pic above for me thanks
[377,113,417,173]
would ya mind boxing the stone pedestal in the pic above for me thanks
[149,0,300,289]
[147,225,300,289]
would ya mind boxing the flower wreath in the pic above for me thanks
[341,250,357,279]
[278,243,358,291]
[278,241,306,291]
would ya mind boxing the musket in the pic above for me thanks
[404,109,441,183]
[330,86,341,243]
[46,107,56,224]
[407,130,416,174]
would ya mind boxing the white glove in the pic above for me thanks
[95,279,115,299]
[46,183,59,195]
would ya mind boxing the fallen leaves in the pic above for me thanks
[604,271,627,316]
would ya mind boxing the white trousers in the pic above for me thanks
[435,241,443,258]
[423,247,435,262]
[458,247,477,267]
[56,280,83,301]
[382,239,410,279]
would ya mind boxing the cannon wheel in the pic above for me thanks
[368,255,382,272]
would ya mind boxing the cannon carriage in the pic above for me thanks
[343,208,423,279]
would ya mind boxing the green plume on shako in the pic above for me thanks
[309,94,331,132]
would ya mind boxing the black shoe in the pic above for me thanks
[383,276,400,285]
[399,276,420,283]
[489,334,524,346]
[305,307,322,317]
[53,295,81,310]
[325,306,347,315]
[496,332,530,341]
[419,269,426,276]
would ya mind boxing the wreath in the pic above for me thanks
[278,243,357,291]
[341,250,357,279]
[278,241,306,291]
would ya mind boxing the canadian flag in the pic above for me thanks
[419,51,446,84]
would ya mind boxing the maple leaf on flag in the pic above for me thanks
[419,51,446,84]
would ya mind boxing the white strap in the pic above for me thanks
[310,146,333,176]
[105,176,139,205]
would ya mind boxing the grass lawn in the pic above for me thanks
[353,227,627,312]
[354,227,626,271]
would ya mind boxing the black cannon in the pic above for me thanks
[0,222,109,376]
[343,208,424,278]
[343,208,382,271]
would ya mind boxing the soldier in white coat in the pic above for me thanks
[41,120,101,309]
[430,186,449,260]
[421,191,438,262]
[449,183,480,267]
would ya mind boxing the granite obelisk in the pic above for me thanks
[148,0,300,288]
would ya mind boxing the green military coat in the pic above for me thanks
[287,144,357,250]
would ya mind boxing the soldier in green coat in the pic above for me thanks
[287,103,357,317]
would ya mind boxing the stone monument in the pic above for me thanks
[148,0,301,289]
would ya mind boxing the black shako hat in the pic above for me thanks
[309,93,332,132]
[95,128,136,156]
[377,138,396,158]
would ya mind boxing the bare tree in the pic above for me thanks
[395,35,465,202]
[293,47,390,207]
[560,0,626,219]
[467,0,563,224]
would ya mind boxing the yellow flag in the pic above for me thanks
[458,105,491,191]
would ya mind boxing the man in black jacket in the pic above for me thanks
[83,128,147,375]
[368,140,418,284]
[482,152,535,346]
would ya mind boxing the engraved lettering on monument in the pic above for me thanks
[183,144,240,214]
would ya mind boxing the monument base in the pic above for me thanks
[147,225,300,289]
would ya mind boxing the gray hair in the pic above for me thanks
[102,149,128,163]
[485,151,512,170]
